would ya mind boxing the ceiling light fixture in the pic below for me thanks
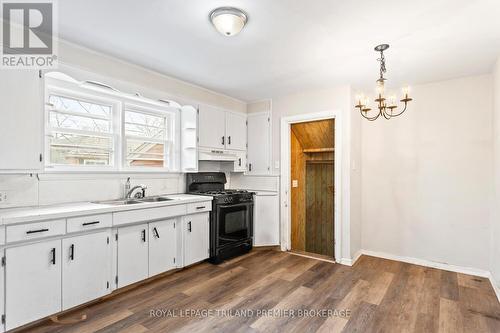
[209,7,248,37]
[355,44,413,121]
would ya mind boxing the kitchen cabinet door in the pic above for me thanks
[183,213,209,266]
[254,193,280,246]
[225,112,247,151]
[117,224,149,288]
[198,104,226,149]
[234,150,247,172]
[5,240,61,331]
[0,70,43,171]
[149,219,177,276]
[247,112,271,175]
[62,231,112,310]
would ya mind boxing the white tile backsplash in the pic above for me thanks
[0,174,38,208]
[0,173,186,208]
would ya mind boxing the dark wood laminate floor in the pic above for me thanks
[16,249,500,333]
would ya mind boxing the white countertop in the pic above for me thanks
[0,194,212,225]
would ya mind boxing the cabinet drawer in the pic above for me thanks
[113,204,187,226]
[186,201,212,214]
[6,219,66,243]
[67,214,112,233]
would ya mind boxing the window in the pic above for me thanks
[46,94,115,167]
[124,108,170,168]
[44,75,179,172]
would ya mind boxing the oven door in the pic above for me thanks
[216,202,253,247]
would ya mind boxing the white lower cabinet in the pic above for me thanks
[117,224,149,288]
[5,240,62,331]
[183,213,210,266]
[62,231,112,310]
[149,219,177,277]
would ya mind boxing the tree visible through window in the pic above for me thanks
[124,109,168,168]
[47,94,114,166]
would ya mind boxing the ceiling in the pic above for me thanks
[58,0,500,102]
[292,120,334,150]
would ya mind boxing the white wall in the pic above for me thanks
[491,58,500,289]
[58,40,246,112]
[361,74,494,271]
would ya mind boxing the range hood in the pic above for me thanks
[198,149,238,161]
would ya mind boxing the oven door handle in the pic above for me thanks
[217,203,253,209]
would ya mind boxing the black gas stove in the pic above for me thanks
[186,172,254,264]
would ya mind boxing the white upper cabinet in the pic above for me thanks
[181,105,198,172]
[0,70,43,171]
[225,112,247,151]
[247,112,271,175]
[198,104,247,151]
[198,104,226,149]
[62,231,111,310]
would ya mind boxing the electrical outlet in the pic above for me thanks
[292,180,298,188]
[0,191,7,203]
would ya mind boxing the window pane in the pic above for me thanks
[49,133,112,166]
[126,139,164,168]
[125,111,166,139]
[49,112,110,132]
[49,95,111,118]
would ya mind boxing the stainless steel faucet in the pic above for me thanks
[125,184,147,199]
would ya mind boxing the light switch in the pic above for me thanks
[292,180,298,188]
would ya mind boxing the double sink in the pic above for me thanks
[95,196,174,206]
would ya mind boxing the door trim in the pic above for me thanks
[280,111,343,262]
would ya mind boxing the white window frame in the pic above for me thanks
[44,74,181,173]
[122,102,176,172]
[44,85,121,172]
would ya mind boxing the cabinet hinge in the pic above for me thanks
[1,256,5,267]
[115,276,118,285]
[1,314,5,324]
[39,153,43,162]
[115,233,118,241]
[106,281,110,289]
[173,222,176,229]
[268,117,270,122]
[106,237,109,244]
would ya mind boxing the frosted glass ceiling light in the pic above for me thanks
[209,7,248,37]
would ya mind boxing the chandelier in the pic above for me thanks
[355,44,412,121]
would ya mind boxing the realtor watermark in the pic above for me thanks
[1,0,58,68]
[149,308,352,319]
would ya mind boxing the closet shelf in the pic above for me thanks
[302,148,334,153]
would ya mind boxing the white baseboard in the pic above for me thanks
[487,272,500,303]
[339,250,363,266]
[361,249,491,278]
